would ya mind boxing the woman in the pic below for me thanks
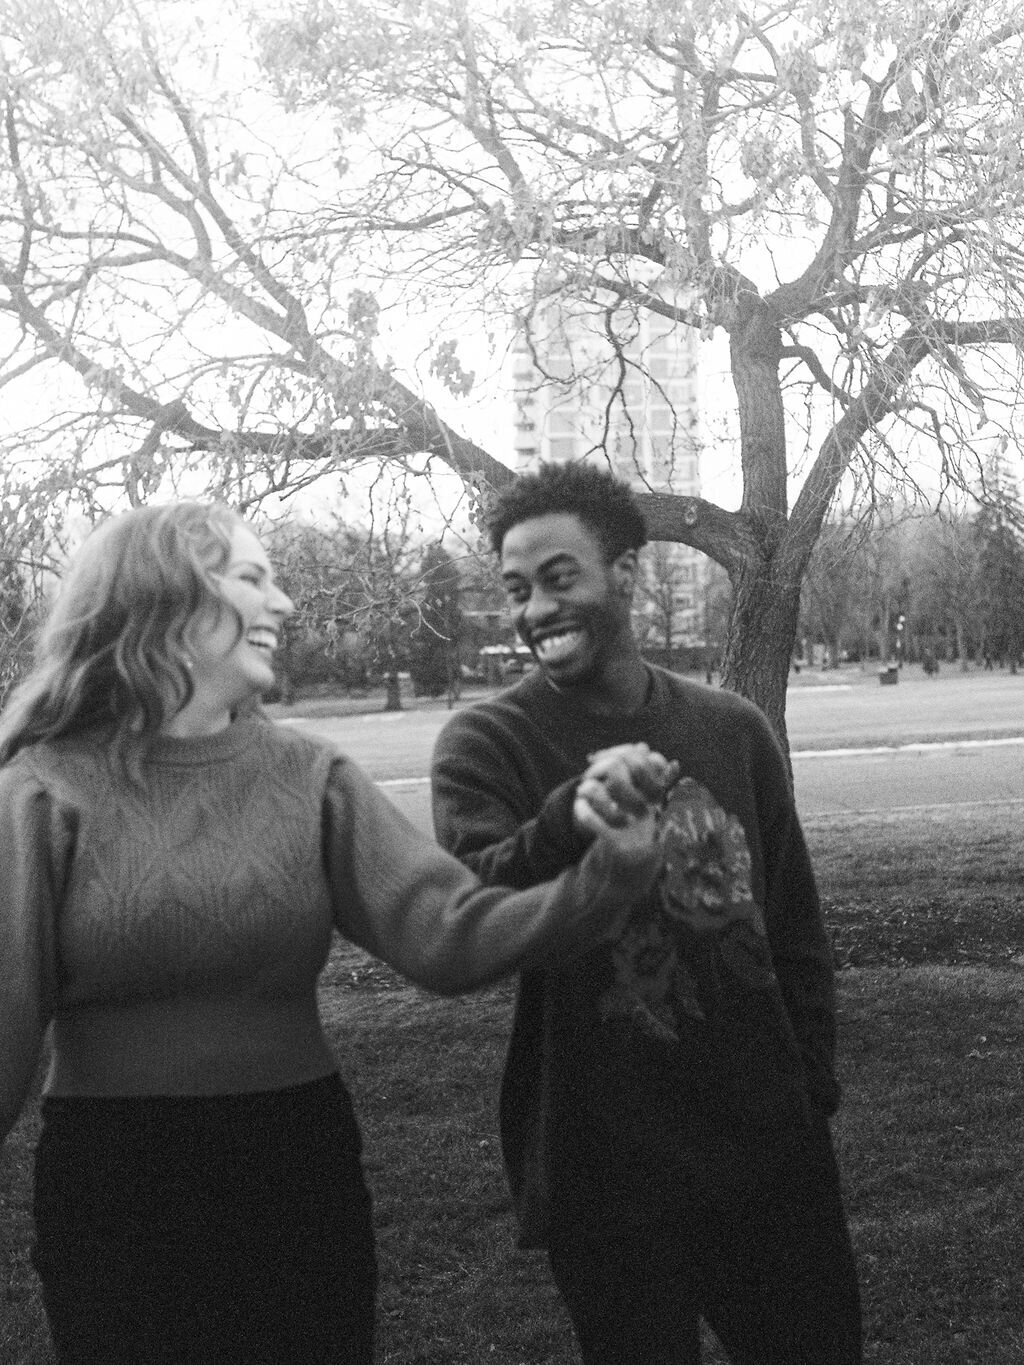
[0,501,666,1365]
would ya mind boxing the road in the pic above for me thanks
[280,669,1024,831]
[792,738,1024,818]
[782,668,1024,750]
[787,669,1024,818]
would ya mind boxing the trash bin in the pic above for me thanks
[878,665,899,686]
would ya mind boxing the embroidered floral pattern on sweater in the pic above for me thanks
[599,777,775,1042]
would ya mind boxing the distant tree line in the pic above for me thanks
[0,506,733,714]
[8,494,1020,717]
[263,516,508,710]
[267,517,737,705]
[798,495,1024,673]
[6,5,1024,752]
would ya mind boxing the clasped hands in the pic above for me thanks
[572,742,679,854]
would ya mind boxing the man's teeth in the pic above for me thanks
[247,629,277,652]
[534,630,583,661]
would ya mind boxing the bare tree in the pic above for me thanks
[262,515,371,700]
[799,522,866,669]
[635,543,703,670]
[263,486,427,709]
[0,477,60,703]
[895,514,977,668]
[0,1,492,515]
[258,0,1024,744]
[4,2,1024,747]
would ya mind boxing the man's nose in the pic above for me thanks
[522,584,558,623]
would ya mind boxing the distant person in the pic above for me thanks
[432,463,862,1364]
[0,500,664,1365]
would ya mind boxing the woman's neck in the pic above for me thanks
[161,701,233,738]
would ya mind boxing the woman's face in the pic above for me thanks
[168,522,294,736]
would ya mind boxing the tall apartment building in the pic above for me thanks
[508,298,707,653]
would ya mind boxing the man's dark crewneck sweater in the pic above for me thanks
[432,666,839,1247]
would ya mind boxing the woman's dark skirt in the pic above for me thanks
[31,1072,377,1364]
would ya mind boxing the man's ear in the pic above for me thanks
[610,548,638,598]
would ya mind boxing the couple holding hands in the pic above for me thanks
[0,462,860,1363]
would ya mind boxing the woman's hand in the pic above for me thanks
[572,742,679,833]
[572,775,661,856]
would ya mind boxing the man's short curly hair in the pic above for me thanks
[486,462,648,561]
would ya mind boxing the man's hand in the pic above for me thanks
[572,777,660,856]
[572,742,679,831]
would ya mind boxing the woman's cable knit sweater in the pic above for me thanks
[0,715,661,1138]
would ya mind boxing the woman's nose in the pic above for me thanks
[270,585,294,617]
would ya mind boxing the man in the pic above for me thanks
[431,462,862,1364]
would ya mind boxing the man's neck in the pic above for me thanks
[544,657,652,716]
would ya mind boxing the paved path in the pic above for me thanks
[793,737,1024,819]
[282,676,1024,831]
[781,668,1024,750]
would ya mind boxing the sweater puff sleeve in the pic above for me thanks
[0,766,75,1144]
[321,755,662,996]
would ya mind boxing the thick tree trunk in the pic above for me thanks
[954,616,969,671]
[383,672,403,711]
[715,287,806,757]
[720,553,804,761]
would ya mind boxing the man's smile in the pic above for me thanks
[531,628,587,664]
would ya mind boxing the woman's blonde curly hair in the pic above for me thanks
[0,501,244,779]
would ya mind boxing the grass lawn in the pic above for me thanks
[2,805,1024,1362]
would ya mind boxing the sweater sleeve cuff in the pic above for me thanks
[535,778,592,860]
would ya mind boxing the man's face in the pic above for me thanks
[499,512,636,690]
